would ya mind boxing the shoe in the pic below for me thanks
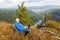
[28,25,30,29]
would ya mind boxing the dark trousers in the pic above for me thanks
[23,29,29,36]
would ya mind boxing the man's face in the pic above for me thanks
[15,18,20,23]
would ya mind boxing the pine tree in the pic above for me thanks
[15,2,34,26]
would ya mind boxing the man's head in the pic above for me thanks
[15,18,20,23]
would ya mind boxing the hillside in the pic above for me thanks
[0,8,60,23]
[0,8,42,23]
[51,9,60,22]
[0,20,60,40]
[0,8,16,23]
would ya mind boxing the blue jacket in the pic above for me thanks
[14,22,24,32]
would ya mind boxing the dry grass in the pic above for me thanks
[0,21,60,40]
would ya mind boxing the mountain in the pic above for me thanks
[0,5,60,23]
[50,9,60,22]
[28,5,60,14]
[0,8,16,23]
[28,5,60,9]
[0,7,44,23]
[28,5,60,23]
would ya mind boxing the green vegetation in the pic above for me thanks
[46,12,52,19]
[0,8,16,23]
[14,2,34,25]
[52,9,60,22]
[52,9,60,16]
[0,6,60,23]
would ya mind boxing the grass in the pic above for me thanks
[0,20,60,40]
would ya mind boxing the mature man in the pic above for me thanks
[14,18,30,36]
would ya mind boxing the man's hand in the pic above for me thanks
[24,26,28,29]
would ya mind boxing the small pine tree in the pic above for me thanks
[14,2,34,26]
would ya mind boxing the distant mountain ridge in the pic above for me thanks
[0,5,60,23]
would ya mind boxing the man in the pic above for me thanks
[14,18,30,36]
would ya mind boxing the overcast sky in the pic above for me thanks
[0,0,60,8]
